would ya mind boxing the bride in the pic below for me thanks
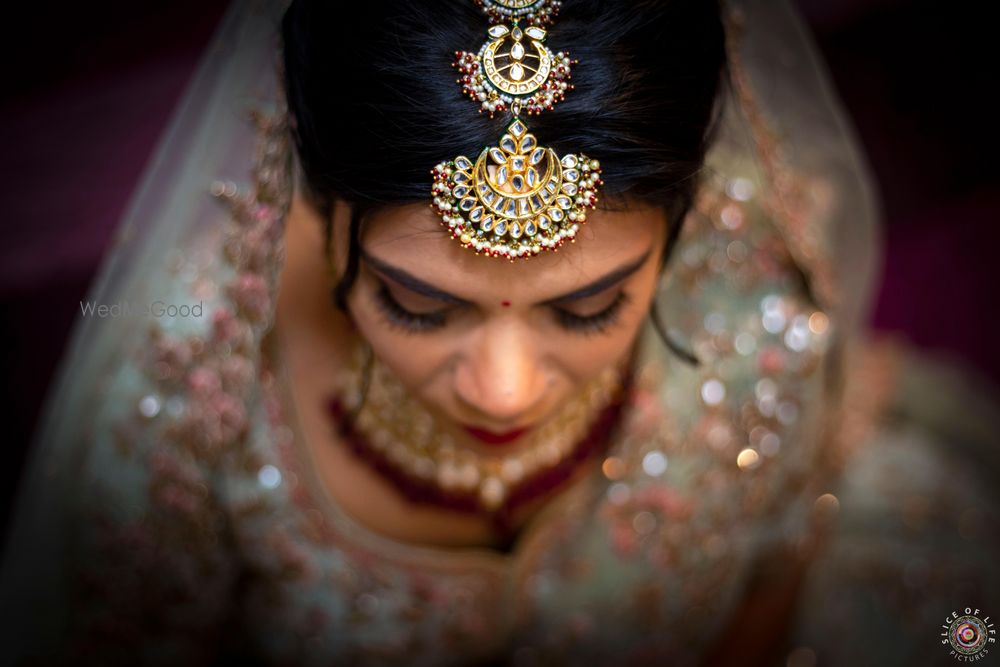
[2,0,998,665]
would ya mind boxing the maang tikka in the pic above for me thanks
[430,0,603,260]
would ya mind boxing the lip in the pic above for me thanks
[462,425,531,445]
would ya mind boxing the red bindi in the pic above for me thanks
[501,300,511,307]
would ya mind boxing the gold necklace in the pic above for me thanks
[328,339,629,516]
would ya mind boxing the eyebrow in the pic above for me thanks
[360,246,652,306]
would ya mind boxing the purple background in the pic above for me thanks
[1,1,997,527]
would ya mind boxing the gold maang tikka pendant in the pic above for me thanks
[454,22,574,118]
[432,15,603,260]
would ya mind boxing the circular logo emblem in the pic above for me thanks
[942,607,995,661]
[950,615,989,655]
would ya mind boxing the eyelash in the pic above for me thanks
[373,283,630,336]
[554,291,631,335]
[374,284,448,333]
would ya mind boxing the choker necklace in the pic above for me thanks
[325,341,632,535]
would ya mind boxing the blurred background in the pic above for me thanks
[0,0,996,532]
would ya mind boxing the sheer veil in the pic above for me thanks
[0,0,292,651]
[0,0,880,657]
[715,0,880,336]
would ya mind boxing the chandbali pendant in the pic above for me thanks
[431,11,603,260]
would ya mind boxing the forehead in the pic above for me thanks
[359,201,665,300]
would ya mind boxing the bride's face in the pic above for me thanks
[333,199,666,450]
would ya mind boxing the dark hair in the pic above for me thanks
[281,0,727,329]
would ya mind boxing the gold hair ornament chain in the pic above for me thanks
[430,0,603,260]
[477,0,562,26]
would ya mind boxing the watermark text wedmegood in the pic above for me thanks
[79,300,204,319]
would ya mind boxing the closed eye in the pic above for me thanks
[551,291,631,335]
[373,283,450,333]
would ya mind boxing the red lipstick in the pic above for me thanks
[462,425,530,445]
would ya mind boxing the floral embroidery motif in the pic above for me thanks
[66,110,293,662]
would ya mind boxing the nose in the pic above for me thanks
[453,320,547,427]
